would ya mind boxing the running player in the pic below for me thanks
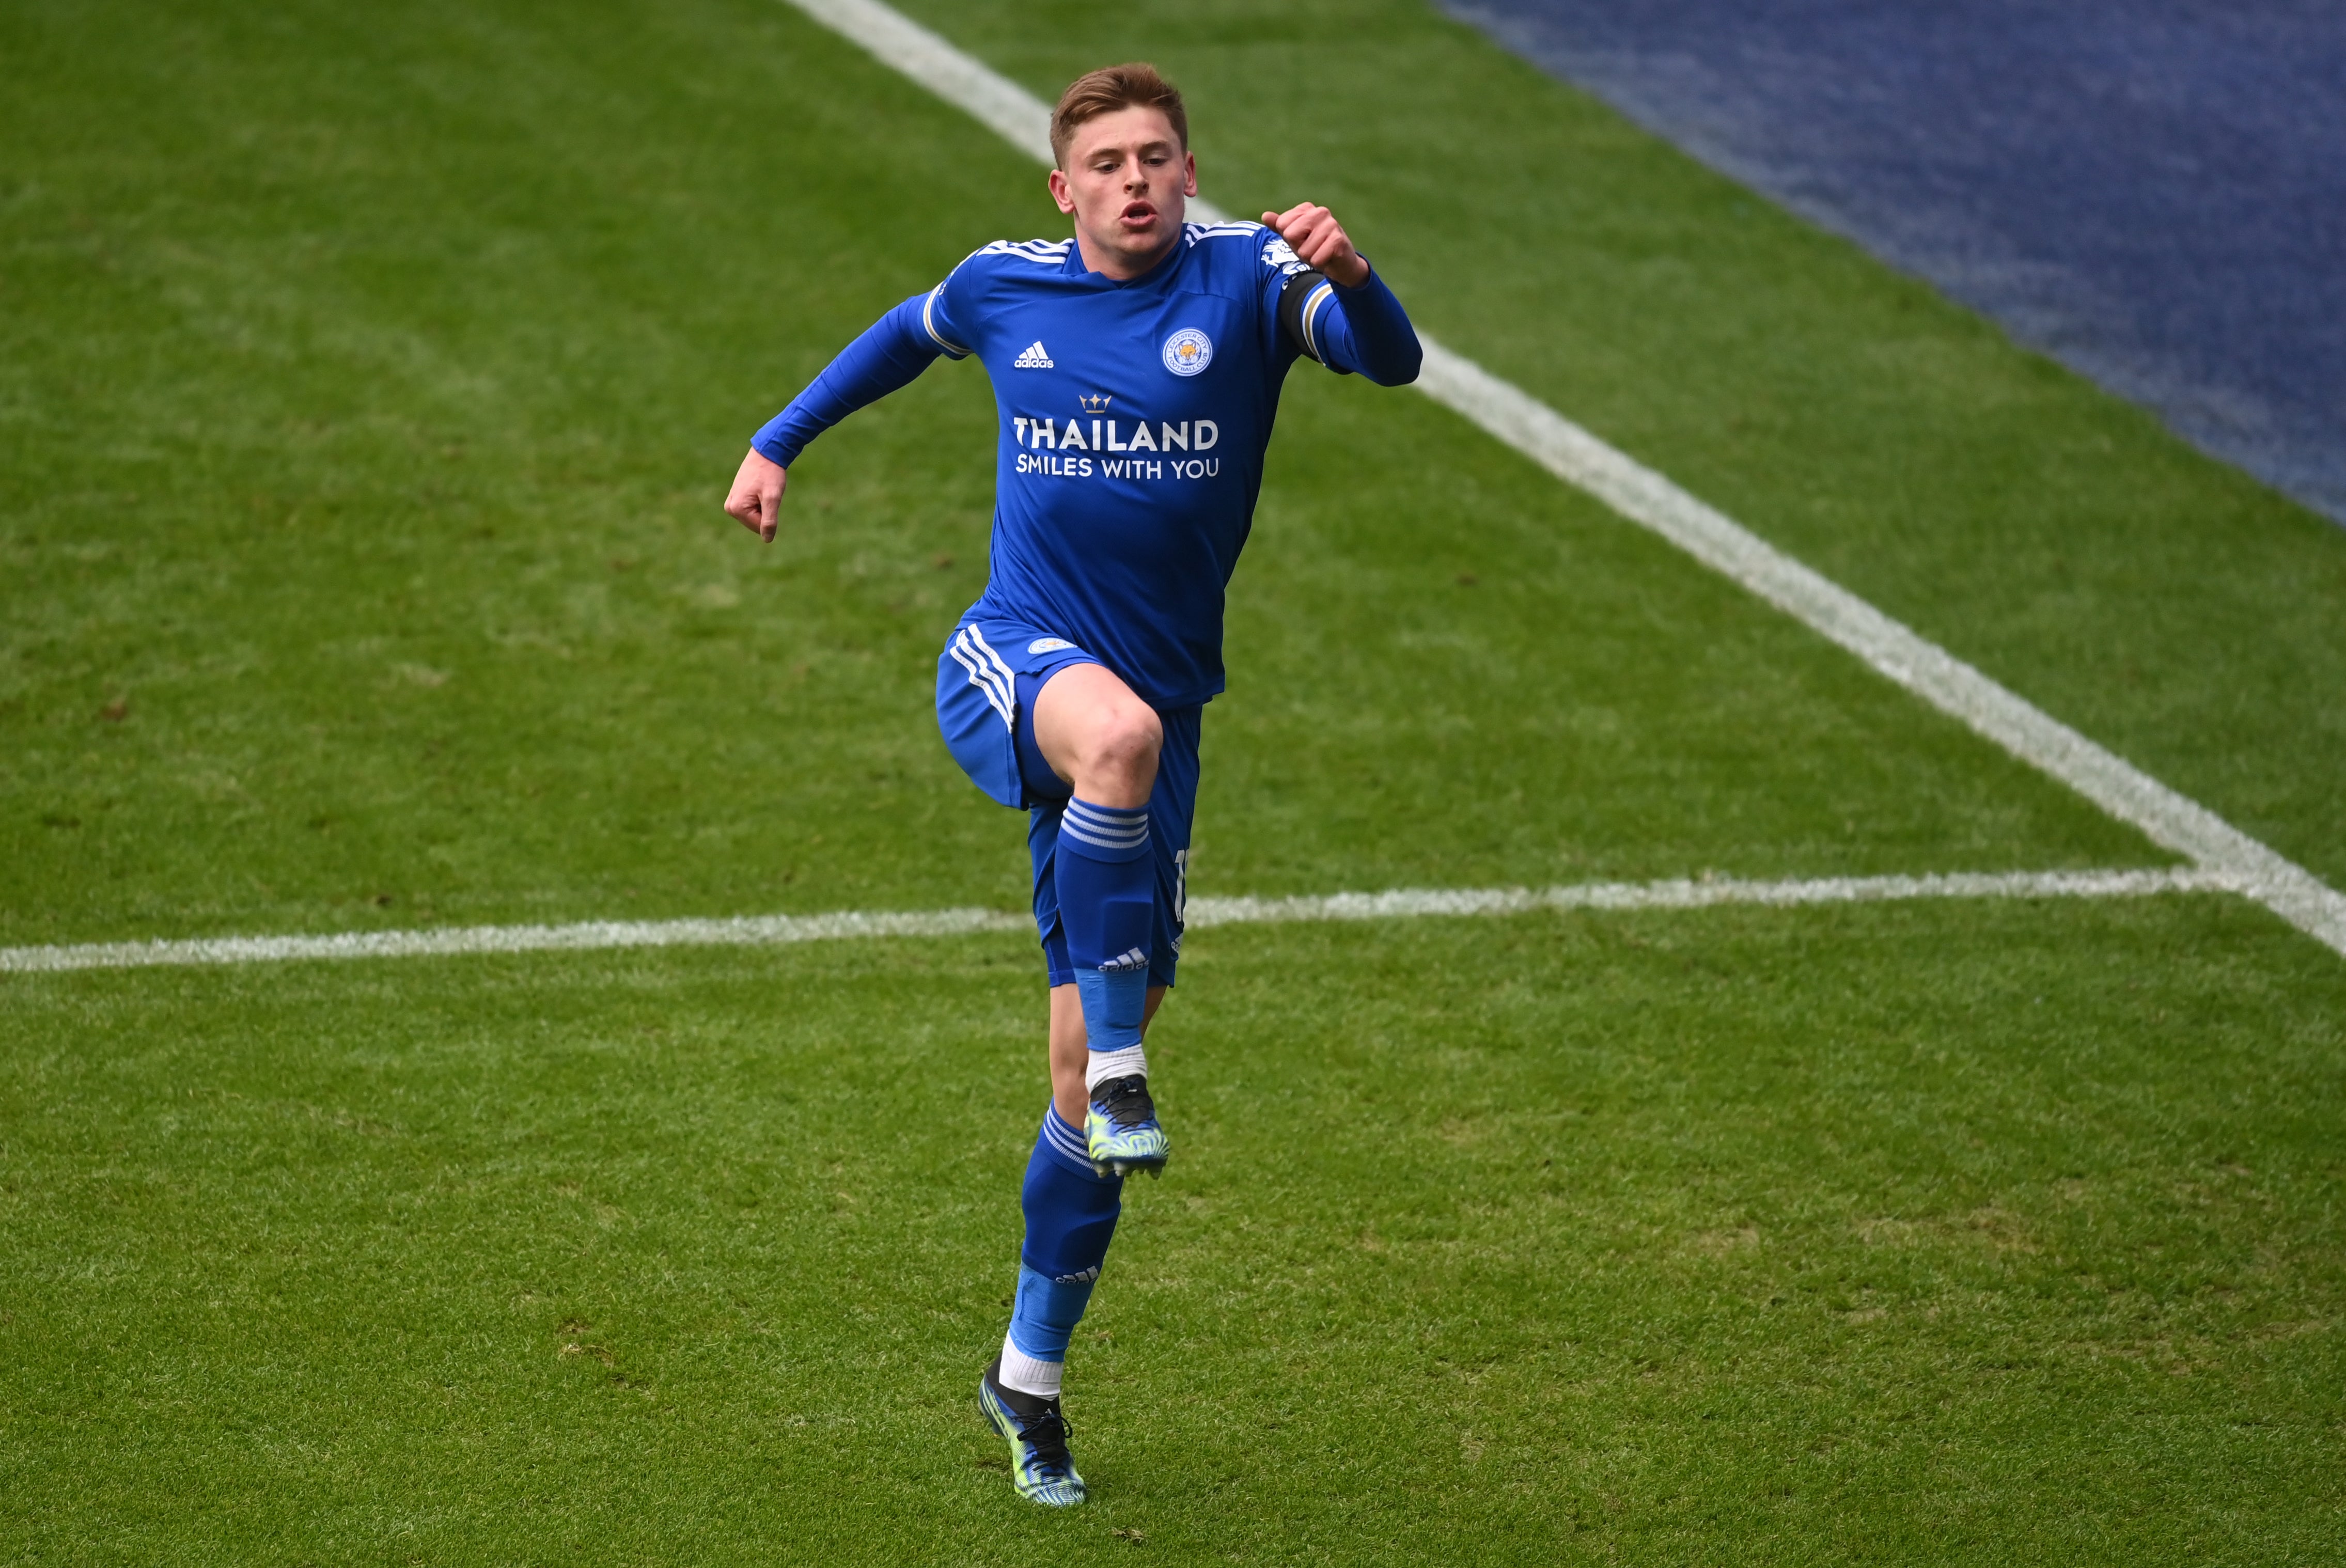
[722,62,1421,1506]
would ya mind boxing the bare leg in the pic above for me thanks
[1051,983,1166,1127]
[1031,662,1161,808]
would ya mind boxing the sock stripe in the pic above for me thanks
[1063,816,1147,838]
[1062,799,1150,852]
[1061,822,1149,852]
[1065,800,1147,823]
[1042,1106,1090,1166]
[1065,801,1148,828]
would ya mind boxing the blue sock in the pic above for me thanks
[1057,798,1153,1059]
[1000,1106,1122,1397]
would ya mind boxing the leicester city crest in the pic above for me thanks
[1161,327,1214,377]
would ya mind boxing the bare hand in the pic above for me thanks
[1262,202,1370,289]
[724,448,788,543]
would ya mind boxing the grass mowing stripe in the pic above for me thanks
[780,0,2346,962]
[0,866,2228,973]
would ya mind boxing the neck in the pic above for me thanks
[1073,226,1179,281]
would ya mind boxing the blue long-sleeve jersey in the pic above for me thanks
[754,221,1421,709]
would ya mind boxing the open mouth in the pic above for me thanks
[1120,200,1157,227]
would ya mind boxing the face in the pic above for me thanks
[1047,105,1197,276]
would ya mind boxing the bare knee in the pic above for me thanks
[1085,702,1161,780]
[1035,666,1162,805]
[1065,700,1158,804]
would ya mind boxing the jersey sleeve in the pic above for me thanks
[922,243,1006,362]
[920,270,977,360]
[748,239,1008,467]
[1255,227,1316,337]
[1279,264,1422,386]
[1256,227,1422,386]
[750,293,948,468]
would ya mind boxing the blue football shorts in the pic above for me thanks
[936,616,1198,990]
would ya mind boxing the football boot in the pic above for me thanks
[978,1358,1086,1507]
[1085,1074,1168,1179]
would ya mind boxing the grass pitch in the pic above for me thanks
[11,906,2344,1562]
[4,0,2344,1562]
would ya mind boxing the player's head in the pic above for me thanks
[1046,63,1198,274]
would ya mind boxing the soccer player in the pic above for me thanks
[723,62,1421,1506]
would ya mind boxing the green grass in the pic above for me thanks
[3,0,2342,1561]
[7,904,2343,1563]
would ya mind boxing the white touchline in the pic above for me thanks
[0,868,2240,974]
[781,0,2346,961]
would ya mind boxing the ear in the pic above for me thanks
[1181,150,1198,198]
[1047,166,1077,216]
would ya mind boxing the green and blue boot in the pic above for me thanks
[978,1359,1086,1507]
[1086,1074,1168,1179]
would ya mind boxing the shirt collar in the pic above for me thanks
[1062,230,1185,287]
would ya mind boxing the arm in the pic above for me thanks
[1281,266,1421,386]
[724,291,963,541]
[1260,203,1421,387]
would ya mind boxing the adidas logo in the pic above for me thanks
[1013,340,1054,369]
[1100,947,1149,973]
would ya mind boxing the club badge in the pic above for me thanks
[1162,327,1214,377]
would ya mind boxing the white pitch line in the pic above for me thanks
[1186,866,2235,927]
[0,868,2236,974]
[0,906,1027,975]
[780,0,2346,961]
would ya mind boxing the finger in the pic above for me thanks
[1298,215,1346,262]
[1270,202,1318,242]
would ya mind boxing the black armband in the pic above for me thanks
[1278,269,1341,366]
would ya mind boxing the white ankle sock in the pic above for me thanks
[999,1334,1063,1399]
[1084,1045,1148,1091]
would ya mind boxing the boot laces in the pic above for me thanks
[1016,1403,1074,1473]
[1092,1074,1156,1131]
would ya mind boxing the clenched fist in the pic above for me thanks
[724,448,789,543]
[1260,202,1370,289]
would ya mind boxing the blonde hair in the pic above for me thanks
[1049,62,1188,167]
